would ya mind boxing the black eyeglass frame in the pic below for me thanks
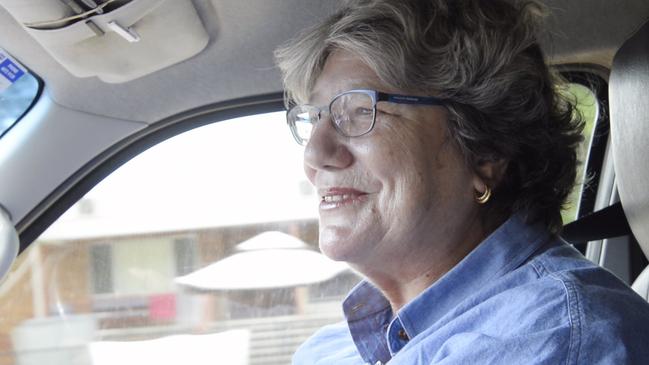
[286,89,446,145]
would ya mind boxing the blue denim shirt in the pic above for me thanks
[293,214,649,364]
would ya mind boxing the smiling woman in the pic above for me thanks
[302,50,478,291]
[274,0,649,364]
[1,0,649,365]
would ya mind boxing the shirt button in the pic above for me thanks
[398,329,409,341]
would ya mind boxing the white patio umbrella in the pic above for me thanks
[174,231,349,290]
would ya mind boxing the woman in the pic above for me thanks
[275,0,649,364]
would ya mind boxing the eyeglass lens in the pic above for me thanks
[288,91,375,145]
[330,92,374,137]
[286,106,315,145]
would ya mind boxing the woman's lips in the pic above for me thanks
[319,188,369,210]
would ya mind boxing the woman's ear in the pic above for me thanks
[472,158,509,191]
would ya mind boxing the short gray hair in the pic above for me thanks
[275,0,584,234]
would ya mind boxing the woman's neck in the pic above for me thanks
[353,213,499,313]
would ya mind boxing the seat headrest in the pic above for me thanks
[610,20,649,259]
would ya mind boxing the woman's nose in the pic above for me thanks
[303,116,354,178]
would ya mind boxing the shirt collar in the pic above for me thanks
[397,213,550,338]
[342,213,551,358]
[342,280,393,363]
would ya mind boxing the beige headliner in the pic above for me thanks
[0,0,648,123]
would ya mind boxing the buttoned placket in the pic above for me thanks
[386,317,411,356]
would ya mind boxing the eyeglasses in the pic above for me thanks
[286,89,446,146]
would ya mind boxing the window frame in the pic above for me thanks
[17,93,285,252]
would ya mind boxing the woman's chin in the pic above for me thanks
[318,225,359,262]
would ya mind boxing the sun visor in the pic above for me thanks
[0,0,209,83]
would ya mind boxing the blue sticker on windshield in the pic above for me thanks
[0,49,27,91]
[0,59,24,83]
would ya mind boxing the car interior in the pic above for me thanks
[0,0,649,364]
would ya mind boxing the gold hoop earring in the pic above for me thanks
[475,187,491,204]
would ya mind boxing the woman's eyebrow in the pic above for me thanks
[309,79,385,101]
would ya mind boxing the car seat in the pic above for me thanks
[608,19,649,300]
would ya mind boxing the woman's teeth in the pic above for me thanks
[323,194,351,203]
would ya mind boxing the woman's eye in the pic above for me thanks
[354,107,373,116]
[376,108,396,117]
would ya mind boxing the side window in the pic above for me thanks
[560,76,606,224]
[557,72,649,284]
[0,112,360,364]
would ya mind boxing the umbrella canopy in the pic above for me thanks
[235,231,308,251]
[175,232,349,290]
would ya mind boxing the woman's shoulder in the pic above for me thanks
[520,240,649,362]
[408,240,649,364]
[512,240,649,324]
[529,239,648,310]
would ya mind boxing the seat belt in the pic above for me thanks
[561,202,632,244]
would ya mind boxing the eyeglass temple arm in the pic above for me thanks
[376,91,446,106]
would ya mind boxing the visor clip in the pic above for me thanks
[107,21,141,43]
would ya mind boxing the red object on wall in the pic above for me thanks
[149,293,176,321]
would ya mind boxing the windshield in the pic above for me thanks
[0,49,40,139]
